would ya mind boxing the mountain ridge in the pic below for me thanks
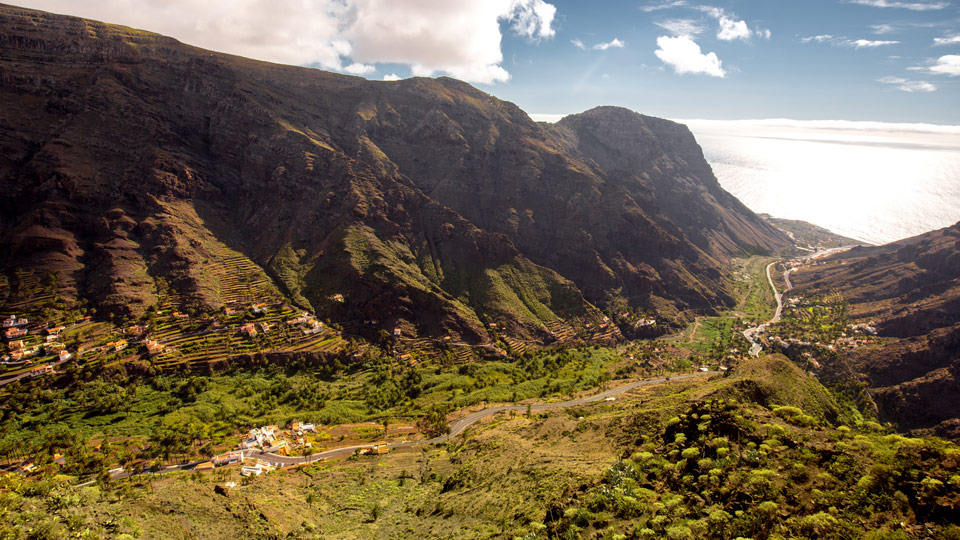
[0,3,790,345]
[790,220,960,438]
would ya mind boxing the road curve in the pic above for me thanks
[0,356,74,387]
[743,262,794,357]
[94,371,719,482]
[249,371,718,466]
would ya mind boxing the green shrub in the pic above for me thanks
[665,525,694,540]
[757,501,778,515]
[789,512,839,537]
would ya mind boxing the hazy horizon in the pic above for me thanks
[684,118,960,245]
[533,114,960,245]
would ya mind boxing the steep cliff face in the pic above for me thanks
[553,107,782,257]
[0,5,789,343]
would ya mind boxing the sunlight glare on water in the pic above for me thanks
[683,119,960,245]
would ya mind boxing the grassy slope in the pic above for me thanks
[0,348,620,457]
[3,355,958,540]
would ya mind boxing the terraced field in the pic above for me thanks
[545,319,577,342]
[207,254,284,308]
[146,299,347,370]
[2,271,51,313]
[585,324,622,343]
[501,335,531,355]
[450,345,476,363]
[0,275,8,306]
[2,247,635,383]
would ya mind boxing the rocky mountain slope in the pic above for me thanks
[0,4,789,345]
[795,221,960,337]
[791,221,960,437]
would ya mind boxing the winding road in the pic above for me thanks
[0,355,75,387]
[739,246,856,357]
[743,262,795,357]
[248,371,716,465]
[98,371,718,480]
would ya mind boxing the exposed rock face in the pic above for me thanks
[791,221,960,437]
[0,5,789,343]
[794,222,960,338]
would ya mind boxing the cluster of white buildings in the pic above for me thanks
[2,320,74,369]
[850,322,878,336]
[240,425,299,454]
[2,315,28,328]
[241,460,276,477]
[287,312,324,335]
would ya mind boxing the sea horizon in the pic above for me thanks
[532,114,960,245]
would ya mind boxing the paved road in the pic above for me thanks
[247,371,718,466]
[0,355,74,387]
[743,262,795,357]
[78,372,719,483]
[740,245,858,357]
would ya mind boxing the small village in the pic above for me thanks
[0,259,731,488]
[0,301,346,387]
[1,253,659,389]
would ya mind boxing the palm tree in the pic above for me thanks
[301,445,312,464]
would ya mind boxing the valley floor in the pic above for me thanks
[3,253,959,539]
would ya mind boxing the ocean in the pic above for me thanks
[682,119,960,245]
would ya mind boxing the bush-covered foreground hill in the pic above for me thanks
[1,355,957,539]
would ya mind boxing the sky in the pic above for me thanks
[12,0,960,123]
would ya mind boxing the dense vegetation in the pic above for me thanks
[540,396,960,539]
[0,347,619,472]
[0,353,957,540]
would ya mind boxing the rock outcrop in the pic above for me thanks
[0,4,789,344]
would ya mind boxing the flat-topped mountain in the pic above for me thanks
[0,4,789,344]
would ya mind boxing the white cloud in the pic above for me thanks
[716,15,752,41]
[847,0,948,10]
[16,0,557,85]
[700,7,763,42]
[654,19,705,37]
[934,36,960,45]
[878,76,937,92]
[508,0,557,39]
[572,37,625,51]
[682,118,960,137]
[843,39,900,48]
[640,0,688,12]
[800,35,836,43]
[343,62,376,75]
[346,0,557,84]
[803,35,900,48]
[654,35,725,77]
[593,38,625,50]
[930,55,960,76]
[382,73,402,81]
[871,23,897,34]
[17,0,351,68]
